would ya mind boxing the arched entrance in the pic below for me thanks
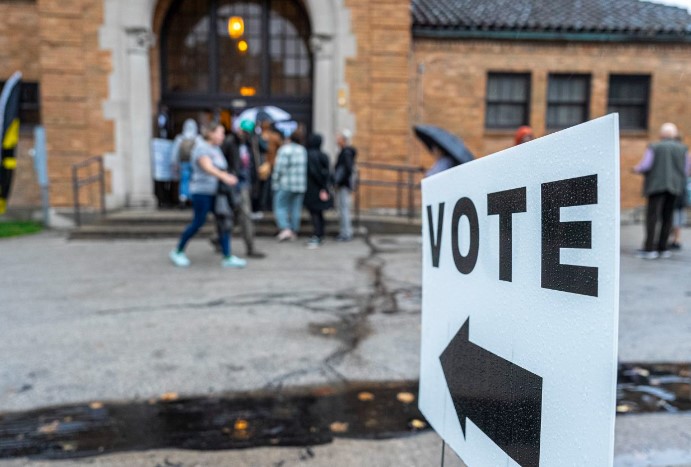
[160,0,313,134]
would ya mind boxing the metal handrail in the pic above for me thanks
[71,156,106,227]
[354,161,426,224]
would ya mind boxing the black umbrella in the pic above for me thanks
[413,124,474,165]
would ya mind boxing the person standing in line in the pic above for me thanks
[334,129,357,241]
[514,125,534,145]
[218,120,265,258]
[256,117,284,215]
[303,133,333,248]
[272,126,307,241]
[633,122,690,259]
[171,118,200,208]
[169,121,247,268]
[669,135,689,250]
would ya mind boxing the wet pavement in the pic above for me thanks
[0,382,425,460]
[0,224,689,466]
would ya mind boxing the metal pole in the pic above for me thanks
[99,157,106,216]
[440,440,446,467]
[72,166,80,227]
[397,170,403,216]
[33,126,50,227]
[407,171,415,220]
[355,185,361,229]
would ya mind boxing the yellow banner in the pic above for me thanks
[2,157,17,169]
[2,118,20,150]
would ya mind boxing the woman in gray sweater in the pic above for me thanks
[169,121,247,268]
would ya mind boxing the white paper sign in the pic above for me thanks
[419,115,620,467]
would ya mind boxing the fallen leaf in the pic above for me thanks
[38,421,59,435]
[60,442,77,452]
[409,419,427,430]
[89,402,103,410]
[321,327,337,335]
[234,419,249,431]
[330,421,349,433]
[616,405,632,413]
[358,391,375,402]
[160,392,179,402]
[397,392,416,404]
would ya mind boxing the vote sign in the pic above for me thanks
[419,115,620,467]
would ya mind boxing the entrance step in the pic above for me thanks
[68,209,421,240]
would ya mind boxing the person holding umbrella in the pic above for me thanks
[414,124,474,177]
[426,146,458,177]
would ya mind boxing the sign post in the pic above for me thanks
[419,115,620,467]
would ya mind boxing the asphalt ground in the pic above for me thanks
[0,224,689,466]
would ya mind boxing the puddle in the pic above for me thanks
[1,365,688,461]
[0,382,426,460]
[617,363,691,414]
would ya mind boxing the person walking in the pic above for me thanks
[303,133,333,248]
[272,127,307,241]
[334,129,357,241]
[169,121,247,268]
[633,122,690,259]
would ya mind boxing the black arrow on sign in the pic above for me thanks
[440,318,543,467]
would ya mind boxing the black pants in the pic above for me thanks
[644,191,677,252]
[309,209,325,239]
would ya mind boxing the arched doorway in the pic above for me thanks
[160,0,313,135]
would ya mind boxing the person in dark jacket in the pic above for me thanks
[215,120,265,258]
[303,134,333,248]
[333,129,357,241]
[633,122,690,259]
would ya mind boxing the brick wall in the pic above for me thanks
[344,0,413,210]
[413,39,691,209]
[35,0,113,208]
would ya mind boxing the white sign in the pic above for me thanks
[419,115,620,467]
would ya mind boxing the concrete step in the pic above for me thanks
[69,209,422,240]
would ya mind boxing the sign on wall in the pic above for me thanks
[419,115,620,467]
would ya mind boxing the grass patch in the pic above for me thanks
[0,220,43,238]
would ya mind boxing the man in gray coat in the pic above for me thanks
[634,123,690,259]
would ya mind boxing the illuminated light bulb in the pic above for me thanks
[228,17,244,39]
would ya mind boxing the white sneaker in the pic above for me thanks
[659,250,672,259]
[222,255,247,268]
[635,250,659,260]
[169,249,191,267]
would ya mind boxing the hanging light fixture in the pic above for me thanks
[228,16,244,39]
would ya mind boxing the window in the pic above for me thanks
[546,74,590,130]
[608,75,650,130]
[162,0,312,98]
[0,81,41,129]
[485,73,530,129]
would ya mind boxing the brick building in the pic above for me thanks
[1,0,689,213]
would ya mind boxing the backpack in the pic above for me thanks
[178,138,195,163]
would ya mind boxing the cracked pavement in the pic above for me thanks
[0,231,422,413]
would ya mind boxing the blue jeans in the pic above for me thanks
[273,190,304,232]
[177,194,230,257]
[179,162,192,201]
